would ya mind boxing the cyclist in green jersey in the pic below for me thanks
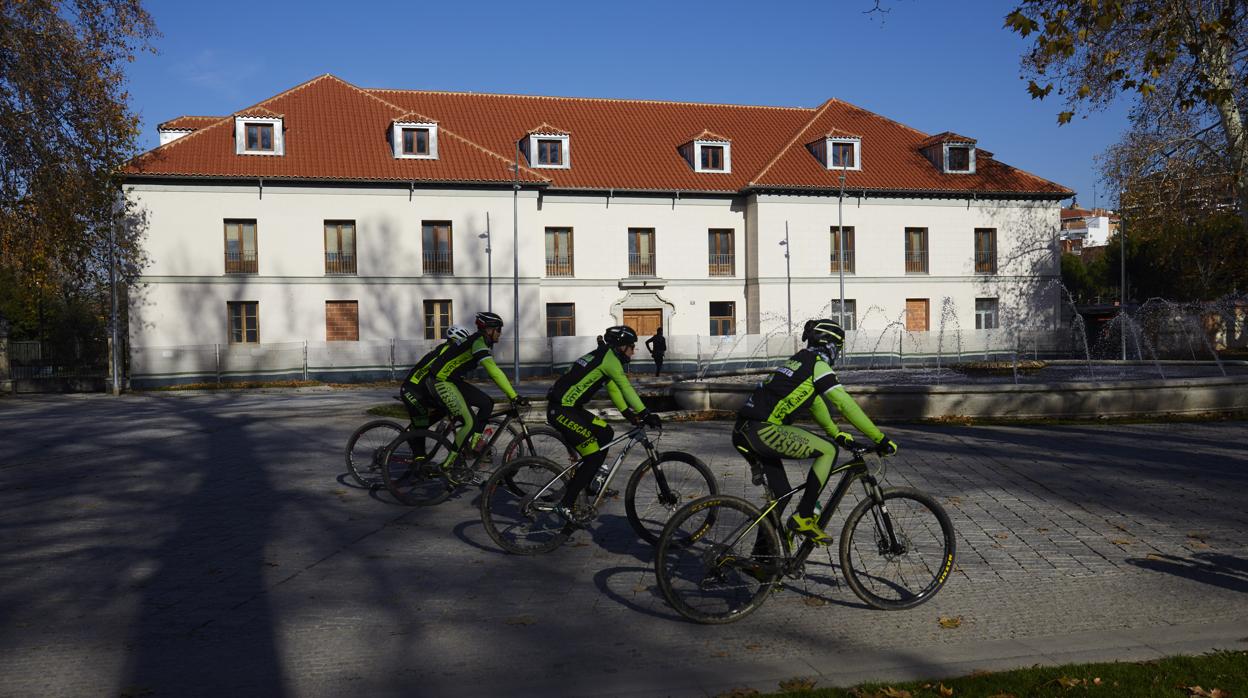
[422,312,530,469]
[733,319,899,544]
[397,325,470,461]
[546,325,660,525]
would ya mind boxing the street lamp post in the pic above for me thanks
[479,213,492,313]
[512,142,521,383]
[1120,210,1127,361]
[836,169,846,329]
[779,222,792,333]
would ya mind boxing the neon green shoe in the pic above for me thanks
[787,513,832,545]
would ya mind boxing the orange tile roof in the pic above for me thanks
[157,115,223,131]
[917,131,977,147]
[685,129,732,143]
[128,75,547,185]
[128,74,1070,197]
[528,122,571,135]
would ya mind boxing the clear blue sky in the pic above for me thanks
[128,0,1132,208]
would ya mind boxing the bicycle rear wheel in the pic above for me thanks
[654,495,782,624]
[345,420,403,488]
[381,428,455,506]
[480,456,570,555]
[624,451,718,545]
[839,487,956,610]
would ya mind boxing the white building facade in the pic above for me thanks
[123,75,1071,384]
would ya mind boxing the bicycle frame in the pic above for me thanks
[525,425,659,512]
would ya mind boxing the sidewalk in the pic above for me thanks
[0,392,1245,696]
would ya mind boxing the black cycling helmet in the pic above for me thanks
[475,311,504,331]
[805,319,846,360]
[603,325,638,348]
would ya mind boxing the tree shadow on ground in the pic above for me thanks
[1126,552,1248,593]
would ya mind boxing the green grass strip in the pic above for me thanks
[743,650,1247,698]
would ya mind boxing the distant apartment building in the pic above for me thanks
[1060,205,1119,254]
[123,74,1071,358]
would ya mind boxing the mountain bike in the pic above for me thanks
[480,422,716,554]
[654,443,955,624]
[378,404,574,506]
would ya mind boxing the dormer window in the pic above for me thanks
[537,139,563,166]
[234,116,284,156]
[946,144,973,173]
[700,144,725,171]
[392,120,438,160]
[918,132,977,174]
[808,132,861,171]
[523,129,570,169]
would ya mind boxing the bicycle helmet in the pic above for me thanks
[805,318,846,363]
[445,325,471,344]
[475,311,504,330]
[603,325,638,348]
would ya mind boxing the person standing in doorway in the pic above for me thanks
[645,326,666,377]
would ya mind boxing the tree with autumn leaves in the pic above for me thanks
[0,0,156,362]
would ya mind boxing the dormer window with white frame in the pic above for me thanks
[234,116,284,156]
[526,133,570,169]
[808,131,861,171]
[392,121,439,160]
[944,143,975,173]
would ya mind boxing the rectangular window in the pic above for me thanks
[628,228,656,277]
[227,301,259,344]
[545,228,574,277]
[830,299,857,331]
[947,146,971,172]
[224,219,258,274]
[422,221,453,275]
[830,226,855,274]
[325,300,359,341]
[974,228,997,274]
[975,298,999,330]
[546,303,576,337]
[905,227,928,274]
[245,123,274,151]
[402,127,430,156]
[708,229,735,276]
[424,300,452,340]
[905,298,930,332]
[831,142,856,168]
[324,220,356,275]
[537,139,562,166]
[700,145,724,171]
[709,301,736,336]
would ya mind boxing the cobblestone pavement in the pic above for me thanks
[1,390,1246,697]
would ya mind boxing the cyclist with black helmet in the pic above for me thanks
[546,325,660,525]
[397,325,471,458]
[733,318,899,544]
[422,312,530,471]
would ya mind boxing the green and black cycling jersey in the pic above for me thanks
[402,341,452,388]
[423,331,518,400]
[738,348,882,441]
[547,345,646,414]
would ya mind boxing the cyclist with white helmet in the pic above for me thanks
[733,318,898,543]
[546,324,659,526]
[398,325,471,457]
[422,312,529,470]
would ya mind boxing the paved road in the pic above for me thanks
[1,389,1246,697]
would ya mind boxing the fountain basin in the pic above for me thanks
[672,361,1248,421]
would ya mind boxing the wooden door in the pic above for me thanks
[623,309,663,337]
[905,299,929,332]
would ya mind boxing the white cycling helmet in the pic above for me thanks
[446,325,471,343]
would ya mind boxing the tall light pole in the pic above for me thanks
[108,198,120,396]
[479,212,492,313]
[836,168,846,329]
[779,222,792,333]
[512,142,521,383]
[1119,207,1127,361]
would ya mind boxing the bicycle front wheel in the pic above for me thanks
[839,487,956,610]
[480,456,570,555]
[654,495,782,624]
[382,428,455,506]
[624,451,718,545]
[345,419,404,488]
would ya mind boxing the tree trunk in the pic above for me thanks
[1198,22,1248,231]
